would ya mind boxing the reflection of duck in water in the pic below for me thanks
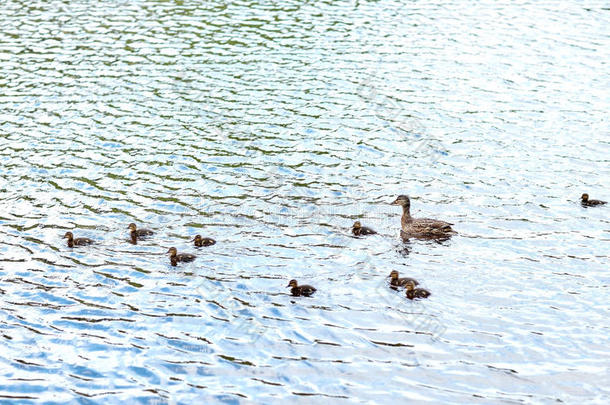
[193,235,216,247]
[391,195,455,240]
[352,221,377,236]
[389,270,419,287]
[167,247,196,266]
[128,223,154,244]
[63,231,94,248]
[405,281,431,300]
[581,193,606,207]
[287,279,316,297]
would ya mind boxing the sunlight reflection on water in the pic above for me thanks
[1,0,609,403]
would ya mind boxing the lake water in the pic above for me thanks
[1,0,609,403]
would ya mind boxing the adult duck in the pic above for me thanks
[391,195,455,239]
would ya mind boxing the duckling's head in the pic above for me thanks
[167,247,177,257]
[391,195,411,207]
[193,235,202,243]
[389,270,399,280]
[581,193,589,202]
[63,231,73,240]
[353,221,362,229]
[128,223,137,231]
[287,279,298,288]
[404,280,416,291]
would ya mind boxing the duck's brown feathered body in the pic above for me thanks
[406,288,431,300]
[352,221,377,236]
[405,281,431,300]
[193,235,216,247]
[581,193,606,207]
[63,232,94,248]
[392,195,455,239]
[167,247,196,266]
[389,270,419,287]
[128,223,154,243]
[287,279,316,297]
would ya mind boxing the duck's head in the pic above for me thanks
[389,270,399,280]
[193,235,202,243]
[167,247,177,257]
[127,223,137,231]
[287,279,298,288]
[353,221,362,229]
[391,195,411,207]
[63,231,73,240]
[404,280,416,291]
[581,193,589,202]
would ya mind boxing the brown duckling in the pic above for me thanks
[63,231,94,248]
[405,280,431,300]
[391,195,455,239]
[352,221,377,236]
[389,270,419,287]
[581,193,606,207]
[128,223,154,243]
[287,279,316,297]
[167,247,196,266]
[193,235,216,247]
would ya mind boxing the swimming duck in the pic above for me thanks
[391,195,455,239]
[193,235,216,247]
[352,221,377,236]
[167,247,196,266]
[287,279,316,297]
[128,223,154,243]
[404,280,431,300]
[581,193,606,207]
[63,231,94,248]
[389,270,419,287]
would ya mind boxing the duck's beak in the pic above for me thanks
[286,284,291,288]
[192,237,197,241]
[390,199,399,205]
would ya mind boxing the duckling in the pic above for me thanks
[193,235,216,247]
[581,193,606,207]
[352,221,377,236]
[389,270,419,287]
[287,279,316,297]
[391,195,455,239]
[63,231,94,248]
[404,280,431,300]
[128,223,154,243]
[167,247,196,266]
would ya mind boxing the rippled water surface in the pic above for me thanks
[1,0,610,403]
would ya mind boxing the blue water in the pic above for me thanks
[1,0,609,403]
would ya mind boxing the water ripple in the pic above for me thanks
[2,0,610,403]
